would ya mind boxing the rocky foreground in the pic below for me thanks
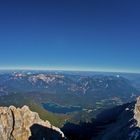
[0,105,66,140]
[1,97,140,140]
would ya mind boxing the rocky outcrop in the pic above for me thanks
[134,96,140,127]
[0,105,66,140]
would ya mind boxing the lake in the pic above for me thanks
[42,102,82,114]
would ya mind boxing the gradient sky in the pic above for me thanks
[0,0,140,72]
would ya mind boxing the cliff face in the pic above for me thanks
[134,97,140,127]
[0,105,66,140]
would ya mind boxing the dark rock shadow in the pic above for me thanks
[29,124,66,140]
[61,119,105,140]
[61,102,136,140]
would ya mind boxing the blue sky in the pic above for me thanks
[0,0,140,73]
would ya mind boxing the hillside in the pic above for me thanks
[62,97,140,140]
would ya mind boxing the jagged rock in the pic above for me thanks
[0,105,66,140]
[134,96,140,127]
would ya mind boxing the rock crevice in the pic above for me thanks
[0,105,66,140]
[9,108,15,140]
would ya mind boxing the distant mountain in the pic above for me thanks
[0,72,138,98]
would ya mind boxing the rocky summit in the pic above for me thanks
[0,105,66,140]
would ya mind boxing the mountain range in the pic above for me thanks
[0,70,139,140]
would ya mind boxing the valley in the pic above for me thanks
[0,70,139,128]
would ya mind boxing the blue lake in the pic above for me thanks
[42,102,82,114]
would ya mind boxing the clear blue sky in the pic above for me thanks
[0,0,140,73]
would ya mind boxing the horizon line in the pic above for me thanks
[0,66,139,74]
